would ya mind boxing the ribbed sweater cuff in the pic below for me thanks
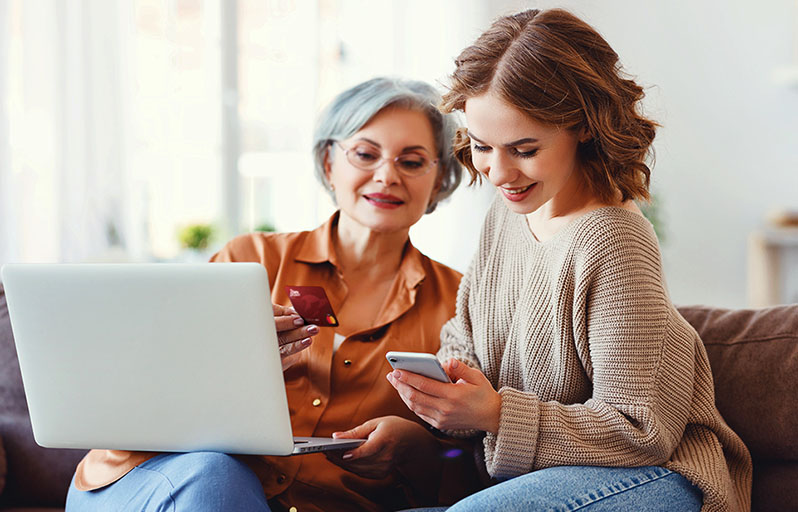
[483,387,540,478]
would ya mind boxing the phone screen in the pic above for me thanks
[385,351,451,383]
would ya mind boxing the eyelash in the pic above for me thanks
[513,148,538,158]
[472,145,538,158]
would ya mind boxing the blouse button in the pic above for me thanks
[289,507,298,512]
[312,398,322,407]
[343,359,352,366]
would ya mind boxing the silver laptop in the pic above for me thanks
[0,263,364,455]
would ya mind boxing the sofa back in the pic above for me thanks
[677,305,798,512]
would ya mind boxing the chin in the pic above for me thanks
[358,216,411,233]
[500,197,538,215]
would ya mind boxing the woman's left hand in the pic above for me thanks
[387,358,502,433]
[326,416,437,480]
[272,303,316,371]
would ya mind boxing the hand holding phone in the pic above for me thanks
[385,351,452,383]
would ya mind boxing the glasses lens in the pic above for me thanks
[395,154,431,176]
[345,144,382,170]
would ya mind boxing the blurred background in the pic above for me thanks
[1,0,797,308]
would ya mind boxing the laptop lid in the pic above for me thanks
[1,263,300,455]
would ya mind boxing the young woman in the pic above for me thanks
[388,10,752,512]
[66,77,479,512]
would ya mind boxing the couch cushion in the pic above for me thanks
[677,304,798,462]
[0,282,87,508]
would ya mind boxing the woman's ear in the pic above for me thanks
[426,167,444,212]
[323,145,334,190]
[577,125,592,143]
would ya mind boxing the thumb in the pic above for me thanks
[333,419,376,440]
[446,358,479,384]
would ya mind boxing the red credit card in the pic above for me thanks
[285,285,339,327]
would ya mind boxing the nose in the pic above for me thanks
[371,158,402,186]
[480,151,518,188]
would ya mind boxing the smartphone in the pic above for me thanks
[385,351,452,383]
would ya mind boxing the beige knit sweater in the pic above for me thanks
[438,197,752,512]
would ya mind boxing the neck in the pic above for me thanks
[333,212,409,278]
[525,171,605,240]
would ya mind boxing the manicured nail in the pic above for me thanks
[307,325,319,335]
[293,316,305,326]
[342,453,352,460]
[393,370,401,379]
[450,359,459,369]
[301,338,312,346]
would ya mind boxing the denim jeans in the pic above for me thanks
[407,465,702,512]
[66,452,272,512]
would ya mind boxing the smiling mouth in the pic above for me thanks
[501,184,535,195]
[364,194,403,205]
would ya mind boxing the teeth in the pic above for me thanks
[367,196,401,204]
[503,184,534,195]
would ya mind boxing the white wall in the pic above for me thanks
[457,0,798,307]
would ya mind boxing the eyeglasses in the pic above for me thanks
[333,141,439,178]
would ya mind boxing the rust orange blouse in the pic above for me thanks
[73,212,478,511]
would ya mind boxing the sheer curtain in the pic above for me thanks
[0,1,12,264]
[0,0,495,271]
[1,0,130,264]
[1,0,226,264]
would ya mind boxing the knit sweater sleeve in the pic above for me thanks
[437,197,505,370]
[435,198,503,439]
[437,258,481,370]
[484,213,695,478]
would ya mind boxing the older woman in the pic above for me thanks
[66,77,479,512]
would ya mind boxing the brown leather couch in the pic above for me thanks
[0,282,796,511]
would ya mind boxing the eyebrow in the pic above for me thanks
[467,131,539,147]
[355,137,431,153]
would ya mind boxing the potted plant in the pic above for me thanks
[178,223,216,261]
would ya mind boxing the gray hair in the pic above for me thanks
[312,77,462,214]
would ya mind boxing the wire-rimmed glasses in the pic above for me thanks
[333,141,439,178]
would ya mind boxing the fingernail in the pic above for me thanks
[450,359,459,369]
[393,370,401,379]
[293,316,305,326]
[386,373,393,381]
[307,325,319,335]
[342,453,352,460]
[301,338,312,346]
[288,307,298,314]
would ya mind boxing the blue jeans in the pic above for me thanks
[408,466,702,512]
[66,452,271,511]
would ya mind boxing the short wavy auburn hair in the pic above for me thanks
[441,8,657,203]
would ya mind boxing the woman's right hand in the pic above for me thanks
[273,304,318,371]
[387,358,501,433]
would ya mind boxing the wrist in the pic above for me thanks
[483,389,502,434]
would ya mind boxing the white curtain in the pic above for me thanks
[0,0,495,270]
[0,0,16,263]
[1,0,129,264]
